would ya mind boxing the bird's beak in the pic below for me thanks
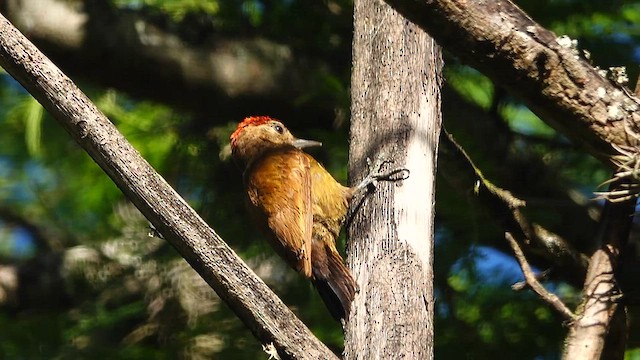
[293,138,322,149]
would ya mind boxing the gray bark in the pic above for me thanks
[346,0,442,358]
[562,194,634,360]
[385,0,640,166]
[0,12,337,360]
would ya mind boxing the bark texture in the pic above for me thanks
[346,0,442,358]
[385,0,640,165]
[0,13,337,360]
[6,0,639,166]
[562,193,634,360]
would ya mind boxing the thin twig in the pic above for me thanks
[511,268,551,291]
[441,131,589,285]
[505,232,576,321]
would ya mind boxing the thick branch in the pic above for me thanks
[385,0,640,165]
[442,86,600,254]
[0,13,337,360]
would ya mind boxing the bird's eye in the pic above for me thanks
[273,123,284,134]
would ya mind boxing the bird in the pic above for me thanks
[230,115,408,321]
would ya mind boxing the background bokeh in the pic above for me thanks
[0,0,639,358]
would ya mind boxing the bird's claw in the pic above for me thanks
[368,153,410,181]
[357,154,410,191]
[377,167,410,182]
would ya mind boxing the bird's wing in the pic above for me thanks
[246,149,313,278]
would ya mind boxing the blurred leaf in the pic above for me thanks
[24,97,44,157]
[113,0,220,19]
[626,348,640,360]
[445,65,494,110]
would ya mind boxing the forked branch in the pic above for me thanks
[505,232,575,321]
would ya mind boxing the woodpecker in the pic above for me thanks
[230,116,407,320]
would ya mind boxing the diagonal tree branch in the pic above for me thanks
[0,13,337,360]
[385,0,640,166]
[505,232,575,321]
[439,130,590,285]
[562,77,640,358]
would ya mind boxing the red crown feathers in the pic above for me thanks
[230,116,277,148]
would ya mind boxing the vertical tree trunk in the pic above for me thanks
[562,193,634,360]
[345,0,442,358]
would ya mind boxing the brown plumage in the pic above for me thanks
[230,116,357,320]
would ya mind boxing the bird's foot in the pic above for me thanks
[354,153,410,192]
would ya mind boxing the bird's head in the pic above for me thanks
[230,116,322,166]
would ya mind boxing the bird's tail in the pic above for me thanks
[311,247,357,321]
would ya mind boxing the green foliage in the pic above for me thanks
[114,0,221,20]
[445,66,494,111]
[436,266,565,359]
[8,96,45,157]
[95,90,179,171]
[1,0,639,359]
[627,348,640,360]
[0,312,69,358]
[501,104,555,137]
